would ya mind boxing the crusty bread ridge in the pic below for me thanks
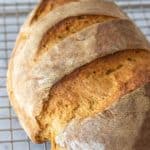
[39,49,150,150]
[7,0,150,150]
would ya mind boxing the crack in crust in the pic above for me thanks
[30,0,78,24]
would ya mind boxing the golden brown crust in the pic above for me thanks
[55,83,150,150]
[38,50,150,145]
[7,0,150,147]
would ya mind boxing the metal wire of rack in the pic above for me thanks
[0,0,150,150]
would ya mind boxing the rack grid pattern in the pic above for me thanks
[0,0,150,150]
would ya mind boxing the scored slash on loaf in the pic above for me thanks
[7,0,150,150]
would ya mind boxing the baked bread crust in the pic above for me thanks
[56,83,150,150]
[39,50,150,150]
[7,0,150,149]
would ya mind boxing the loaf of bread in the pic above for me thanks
[7,0,150,150]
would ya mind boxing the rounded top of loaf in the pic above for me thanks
[7,0,150,145]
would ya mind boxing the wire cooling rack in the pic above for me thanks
[0,0,150,150]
